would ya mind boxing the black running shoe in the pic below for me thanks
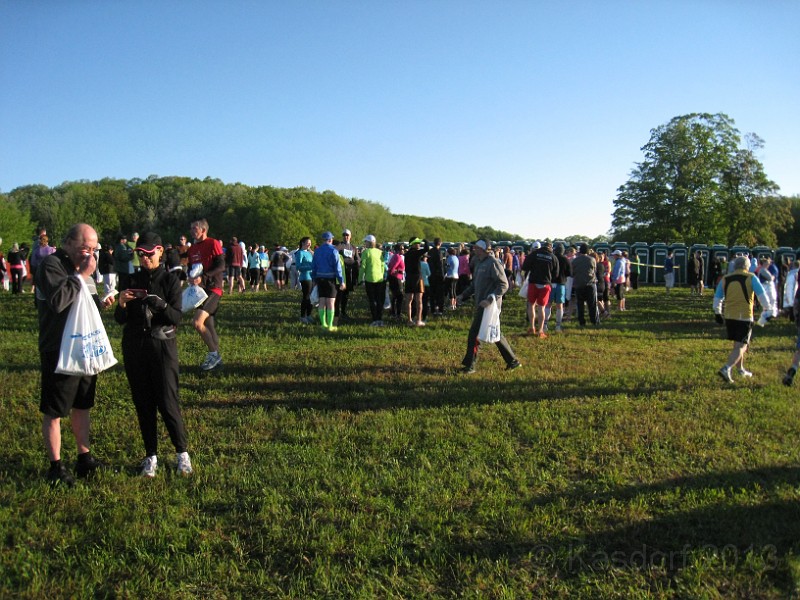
[783,367,796,387]
[506,360,522,371]
[46,464,75,488]
[75,455,105,479]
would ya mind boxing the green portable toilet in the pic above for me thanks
[710,244,729,284]
[651,242,668,284]
[593,242,611,255]
[630,242,650,284]
[611,241,629,253]
[669,243,688,285]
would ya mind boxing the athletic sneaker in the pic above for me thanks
[140,455,157,478]
[506,360,522,371]
[200,351,222,371]
[718,366,734,384]
[461,365,476,374]
[783,367,796,387]
[538,331,548,339]
[46,464,75,488]
[738,368,753,378]
[176,452,193,476]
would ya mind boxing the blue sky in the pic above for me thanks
[1,1,798,239]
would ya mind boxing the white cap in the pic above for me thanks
[612,249,622,256]
[532,241,541,249]
[474,240,488,251]
[363,234,376,243]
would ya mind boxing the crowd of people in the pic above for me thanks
[8,220,800,486]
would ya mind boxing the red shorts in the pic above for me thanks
[527,283,551,306]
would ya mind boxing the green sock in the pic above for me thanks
[319,308,326,325]
[327,308,335,328]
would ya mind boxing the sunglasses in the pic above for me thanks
[136,247,161,257]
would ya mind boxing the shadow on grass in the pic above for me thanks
[183,361,688,412]
[448,464,800,592]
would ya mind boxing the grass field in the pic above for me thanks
[2,284,800,599]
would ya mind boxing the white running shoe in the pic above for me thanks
[718,366,734,384]
[140,455,157,478]
[200,351,222,371]
[176,452,193,476]
[738,368,753,378]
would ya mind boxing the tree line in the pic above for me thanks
[0,178,534,251]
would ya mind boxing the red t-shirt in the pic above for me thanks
[189,237,224,296]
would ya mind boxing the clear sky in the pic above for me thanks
[1,1,797,239]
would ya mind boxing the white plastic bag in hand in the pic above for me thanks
[55,277,118,375]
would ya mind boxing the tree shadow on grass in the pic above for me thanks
[183,362,689,412]
[444,465,800,595]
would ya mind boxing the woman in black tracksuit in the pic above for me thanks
[114,232,192,478]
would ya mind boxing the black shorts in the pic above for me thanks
[40,351,97,418]
[197,290,221,317]
[315,278,338,299]
[404,277,424,294]
[725,319,753,345]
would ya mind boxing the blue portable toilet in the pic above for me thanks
[689,243,710,285]
[651,242,668,284]
[750,245,774,261]
[728,244,750,273]
[709,244,729,285]
[669,243,688,285]
[611,241,629,254]
[630,242,650,285]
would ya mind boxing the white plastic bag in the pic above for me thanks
[383,285,391,310]
[518,278,529,299]
[55,277,118,375]
[477,296,501,343]
[182,284,208,313]
[309,284,319,306]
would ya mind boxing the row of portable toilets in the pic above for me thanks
[591,242,798,286]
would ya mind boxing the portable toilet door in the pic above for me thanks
[630,242,650,285]
[593,242,611,255]
[710,244,729,285]
[611,241,630,254]
[651,242,668,284]
[669,243,688,285]
[689,243,710,286]
[775,246,797,270]
[728,245,750,273]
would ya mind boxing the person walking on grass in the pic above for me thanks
[713,255,776,384]
[35,223,115,486]
[521,240,559,337]
[456,240,521,374]
[311,231,344,331]
[611,249,628,312]
[403,237,428,327]
[571,243,599,327]
[114,232,192,478]
[188,218,226,371]
[296,237,315,323]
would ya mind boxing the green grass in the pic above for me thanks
[2,285,800,598]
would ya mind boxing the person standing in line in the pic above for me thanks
[387,243,406,320]
[114,234,133,291]
[115,232,192,478]
[227,237,246,294]
[611,249,628,311]
[455,240,521,374]
[545,242,571,332]
[403,237,428,327]
[311,231,345,331]
[427,237,446,317]
[128,232,141,274]
[713,255,776,383]
[187,219,225,371]
[270,244,287,291]
[571,243,599,327]
[664,250,675,293]
[336,229,360,321]
[359,234,387,326]
[295,237,315,323]
[783,281,800,386]
[445,246,460,311]
[521,241,559,337]
[7,243,25,294]
[35,223,115,486]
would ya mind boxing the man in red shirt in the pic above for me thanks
[187,219,225,371]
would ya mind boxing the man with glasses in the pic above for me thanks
[187,219,225,371]
[35,223,115,486]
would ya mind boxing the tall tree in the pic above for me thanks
[611,113,786,245]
